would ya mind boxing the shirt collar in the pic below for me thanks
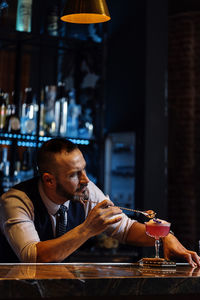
[38,179,70,216]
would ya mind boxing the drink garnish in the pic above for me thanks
[152,218,162,224]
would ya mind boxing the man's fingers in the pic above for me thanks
[185,253,197,268]
[97,199,114,208]
[179,251,200,268]
[183,251,200,267]
[105,215,123,225]
[189,251,200,267]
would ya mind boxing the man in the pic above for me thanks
[0,138,199,266]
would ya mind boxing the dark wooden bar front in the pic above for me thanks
[0,263,200,299]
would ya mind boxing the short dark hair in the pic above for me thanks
[37,138,78,176]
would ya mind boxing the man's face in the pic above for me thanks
[54,149,90,202]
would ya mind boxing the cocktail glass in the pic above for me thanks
[145,220,171,259]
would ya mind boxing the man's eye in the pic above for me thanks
[70,173,77,178]
[70,170,86,178]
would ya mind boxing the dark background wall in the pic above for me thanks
[105,0,146,133]
[105,0,200,251]
[104,0,168,220]
[168,0,200,250]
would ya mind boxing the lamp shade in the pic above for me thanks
[60,0,111,24]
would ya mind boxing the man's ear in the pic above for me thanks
[42,173,55,188]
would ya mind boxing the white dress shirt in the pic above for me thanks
[0,180,136,262]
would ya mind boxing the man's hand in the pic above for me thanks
[83,199,123,237]
[162,233,200,268]
[126,222,200,268]
[36,199,122,263]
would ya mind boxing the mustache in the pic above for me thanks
[76,184,88,192]
[74,186,89,203]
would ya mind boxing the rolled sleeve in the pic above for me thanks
[85,181,136,242]
[105,213,136,242]
[0,189,40,262]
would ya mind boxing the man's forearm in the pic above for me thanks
[125,222,155,246]
[36,199,124,262]
[36,223,91,262]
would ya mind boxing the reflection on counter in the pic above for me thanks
[0,262,200,280]
[0,263,200,299]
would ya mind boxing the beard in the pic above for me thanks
[56,181,89,203]
[56,181,73,200]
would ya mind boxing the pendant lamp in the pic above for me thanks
[60,0,111,24]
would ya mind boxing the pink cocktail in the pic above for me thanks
[145,219,171,259]
[145,222,170,239]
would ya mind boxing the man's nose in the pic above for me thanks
[80,170,89,183]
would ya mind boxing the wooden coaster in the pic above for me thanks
[139,258,176,268]
[142,257,165,262]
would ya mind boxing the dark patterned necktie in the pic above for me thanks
[56,204,67,237]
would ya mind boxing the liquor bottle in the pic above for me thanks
[20,148,34,181]
[16,0,33,33]
[79,108,94,139]
[39,89,45,136]
[0,147,11,192]
[44,85,57,135]
[21,87,37,135]
[67,89,81,138]
[46,0,59,37]
[0,90,7,132]
[5,91,20,133]
[56,82,68,137]
[1,147,9,177]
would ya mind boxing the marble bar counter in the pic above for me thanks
[0,263,200,299]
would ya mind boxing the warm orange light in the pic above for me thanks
[60,0,111,24]
[61,13,110,24]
